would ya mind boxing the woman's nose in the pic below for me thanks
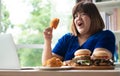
[77,15,82,20]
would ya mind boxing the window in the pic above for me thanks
[0,0,74,67]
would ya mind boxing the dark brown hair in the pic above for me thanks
[71,2,105,36]
[76,0,92,3]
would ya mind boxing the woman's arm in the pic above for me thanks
[42,27,53,65]
[42,27,62,65]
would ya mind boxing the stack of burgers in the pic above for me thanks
[64,49,114,66]
[91,51,114,66]
[43,49,114,69]
[73,49,92,66]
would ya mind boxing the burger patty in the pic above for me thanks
[72,56,91,66]
[72,57,114,66]
[91,59,114,66]
[74,56,91,60]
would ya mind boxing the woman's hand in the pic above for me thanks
[43,27,53,42]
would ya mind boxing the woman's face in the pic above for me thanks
[74,12,91,35]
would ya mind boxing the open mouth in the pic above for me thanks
[78,23,83,27]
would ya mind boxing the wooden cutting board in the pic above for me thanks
[72,65,115,70]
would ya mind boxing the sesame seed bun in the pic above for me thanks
[92,51,110,59]
[74,49,91,56]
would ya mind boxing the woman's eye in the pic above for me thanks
[74,14,78,18]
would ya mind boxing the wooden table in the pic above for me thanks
[0,68,120,76]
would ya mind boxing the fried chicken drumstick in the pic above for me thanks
[50,18,59,29]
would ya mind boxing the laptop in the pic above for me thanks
[0,34,21,70]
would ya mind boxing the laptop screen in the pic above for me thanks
[0,34,20,69]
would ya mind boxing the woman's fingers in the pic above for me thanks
[43,27,53,40]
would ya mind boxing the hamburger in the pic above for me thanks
[72,49,92,66]
[91,51,114,66]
